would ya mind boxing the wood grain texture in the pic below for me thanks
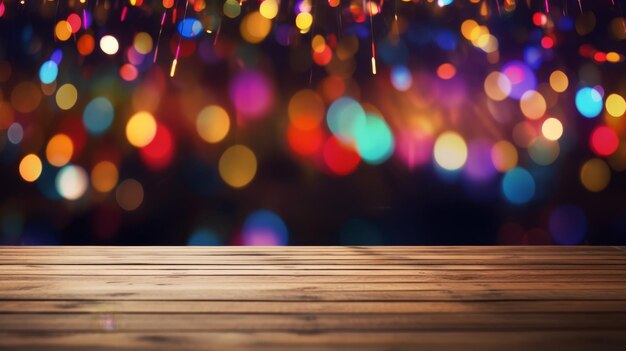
[0,246,625,351]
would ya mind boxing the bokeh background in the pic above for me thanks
[0,0,625,245]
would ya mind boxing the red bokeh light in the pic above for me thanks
[590,126,619,157]
[287,124,324,157]
[140,123,174,170]
[323,136,360,176]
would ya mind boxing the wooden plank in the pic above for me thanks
[3,278,626,290]
[0,331,624,351]
[1,272,625,281]
[3,300,626,314]
[1,313,625,332]
[3,264,625,271]
[1,256,625,265]
[2,276,626,287]
[2,286,626,301]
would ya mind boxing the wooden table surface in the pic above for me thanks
[0,246,625,350]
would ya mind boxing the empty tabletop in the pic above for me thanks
[0,246,625,350]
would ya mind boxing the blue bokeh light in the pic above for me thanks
[575,87,603,118]
[327,97,366,142]
[39,60,58,84]
[177,18,203,39]
[83,97,114,135]
[391,65,412,91]
[242,210,288,246]
[354,114,395,165]
[502,167,535,205]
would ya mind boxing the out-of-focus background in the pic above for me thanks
[0,0,625,245]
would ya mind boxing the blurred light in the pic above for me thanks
[51,49,63,65]
[438,0,454,7]
[519,90,546,120]
[229,70,274,119]
[465,140,497,182]
[219,145,257,188]
[501,61,536,100]
[436,63,456,80]
[391,65,412,91]
[502,167,535,204]
[139,123,174,170]
[119,64,138,81]
[197,105,230,143]
[100,35,119,55]
[55,21,72,41]
[91,161,118,193]
[540,36,554,49]
[590,126,619,156]
[287,123,324,156]
[178,18,203,38]
[116,178,144,210]
[433,131,468,171]
[223,0,241,18]
[575,87,603,118]
[549,70,569,93]
[55,83,78,110]
[461,20,479,40]
[528,137,560,165]
[312,45,332,66]
[435,30,458,51]
[295,12,313,32]
[606,52,622,63]
[541,118,563,141]
[133,32,153,55]
[46,134,73,167]
[260,0,279,19]
[77,34,95,56]
[605,94,625,117]
[288,89,325,130]
[523,46,542,69]
[484,71,511,101]
[354,114,394,165]
[56,165,88,200]
[241,12,271,44]
[67,13,82,33]
[549,205,587,245]
[83,97,114,135]
[188,228,221,245]
[7,122,23,144]
[323,136,360,175]
[312,35,326,53]
[326,97,366,143]
[242,209,288,245]
[19,154,42,182]
[126,111,157,148]
[39,60,58,84]
[580,158,610,192]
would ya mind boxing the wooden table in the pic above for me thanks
[0,246,625,350]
